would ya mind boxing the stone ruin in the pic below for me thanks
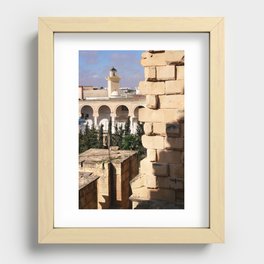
[79,50,184,210]
[79,148,138,209]
[130,50,184,209]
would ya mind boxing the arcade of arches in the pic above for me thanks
[79,100,145,133]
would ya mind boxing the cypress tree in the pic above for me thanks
[124,117,131,135]
[89,124,98,148]
[112,123,118,146]
[79,128,86,154]
[108,118,112,146]
[84,124,91,151]
[135,121,146,159]
[118,124,125,148]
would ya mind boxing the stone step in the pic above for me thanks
[129,186,149,201]
[130,173,146,190]
[132,199,182,209]
[130,185,176,203]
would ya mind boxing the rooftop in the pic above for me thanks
[80,94,146,102]
[79,172,100,190]
[79,148,137,164]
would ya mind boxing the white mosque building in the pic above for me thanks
[79,67,146,133]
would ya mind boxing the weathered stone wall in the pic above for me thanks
[79,173,99,209]
[79,149,138,209]
[130,50,184,208]
[112,152,138,209]
[81,160,111,209]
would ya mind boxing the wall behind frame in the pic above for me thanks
[0,0,264,263]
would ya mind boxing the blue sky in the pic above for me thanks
[79,50,144,88]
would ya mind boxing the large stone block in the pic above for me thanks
[175,178,184,190]
[166,123,181,136]
[159,94,184,110]
[138,81,146,94]
[144,122,153,135]
[146,95,158,109]
[142,135,164,149]
[152,122,180,136]
[129,186,149,201]
[138,81,165,95]
[138,108,184,123]
[156,65,176,80]
[145,66,156,81]
[157,176,177,189]
[141,51,184,66]
[152,162,169,177]
[152,122,166,135]
[140,158,168,177]
[157,149,182,164]
[164,137,184,150]
[146,174,176,189]
[130,174,146,189]
[176,66,184,80]
[146,174,158,189]
[165,80,184,95]
[169,163,184,178]
[147,149,157,162]
[140,158,153,175]
[130,185,176,203]
[148,188,176,203]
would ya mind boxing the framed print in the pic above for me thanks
[38,17,224,244]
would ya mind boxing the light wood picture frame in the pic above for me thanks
[38,17,224,244]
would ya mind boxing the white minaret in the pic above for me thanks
[106,67,120,97]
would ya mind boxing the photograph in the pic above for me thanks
[78,50,184,210]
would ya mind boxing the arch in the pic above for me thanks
[115,105,129,130]
[116,105,129,119]
[132,105,145,134]
[98,105,111,131]
[133,105,145,118]
[80,105,94,128]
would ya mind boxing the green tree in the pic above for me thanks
[83,124,91,151]
[79,128,86,153]
[135,121,146,159]
[124,117,130,135]
[112,124,124,148]
[112,123,119,146]
[108,118,112,147]
[89,124,99,148]
[79,120,146,160]
[121,134,137,150]
[120,121,146,159]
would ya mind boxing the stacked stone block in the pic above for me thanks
[81,160,111,209]
[80,149,138,209]
[130,50,184,208]
[79,173,99,209]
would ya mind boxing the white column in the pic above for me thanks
[94,115,98,129]
[130,116,134,134]
[134,118,137,133]
[111,115,116,133]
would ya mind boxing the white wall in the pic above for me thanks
[0,0,264,263]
